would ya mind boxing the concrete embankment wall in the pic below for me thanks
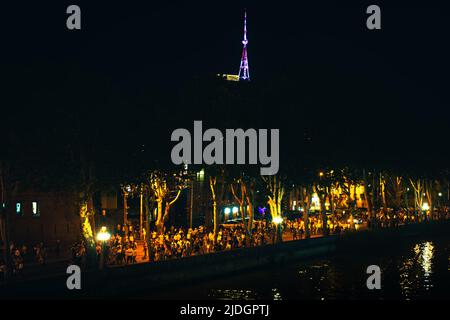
[1,220,448,298]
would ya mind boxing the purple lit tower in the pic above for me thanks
[238,10,250,81]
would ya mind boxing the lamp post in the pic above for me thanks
[123,184,133,226]
[422,202,430,222]
[438,192,442,214]
[272,216,283,243]
[96,226,111,270]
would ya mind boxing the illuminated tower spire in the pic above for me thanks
[238,10,250,81]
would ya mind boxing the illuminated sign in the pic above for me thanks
[32,201,39,216]
[16,202,22,215]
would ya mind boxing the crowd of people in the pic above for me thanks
[94,222,275,265]
[0,241,52,277]
[1,208,449,281]
[107,227,139,265]
[99,217,351,264]
[145,223,273,262]
[66,212,426,267]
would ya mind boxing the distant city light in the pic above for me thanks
[224,207,231,215]
[232,206,239,214]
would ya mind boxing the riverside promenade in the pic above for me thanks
[0,220,448,299]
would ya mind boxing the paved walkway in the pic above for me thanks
[1,224,370,284]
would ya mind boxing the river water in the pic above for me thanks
[149,235,450,300]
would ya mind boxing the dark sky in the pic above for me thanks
[2,0,449,182]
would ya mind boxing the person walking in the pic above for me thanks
[132,246,137,263]
[125,246,133,264]
[12,249,24,275]
[143,241,148,260]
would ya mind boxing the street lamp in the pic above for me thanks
[97,226,111,270]
[97,226,111,241]
[422,202,430,222]
[272,216,283,243]
[272,216,283,224]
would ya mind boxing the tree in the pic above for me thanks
[245,179,256,233]
[230,174,255,236]
[315,170,337,236]
[147,170,185,233]
[363,169,377,227]
[424,178,436,220]
[262,175,285,242]
[385,173,408,225]
[208,166,227,240]
[142,182,156,241]
[262,175,285,219]
[298,185,313,239]
[409,177,425,221]
[336,168,359,231]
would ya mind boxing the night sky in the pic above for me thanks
[2,0,450,186]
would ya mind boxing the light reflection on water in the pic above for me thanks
[144,237,449,299]
[399,241,435,299]
[209,289,257,300]
[272,288,282,300]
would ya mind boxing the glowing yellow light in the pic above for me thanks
[232,206,239,214]
[422,202,430,211]
[97,226,111,242]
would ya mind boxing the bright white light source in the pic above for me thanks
[224,207,231,215]
[32,202,38,215]
[273,216,283,224]
[97,226,111,242]
[232,206,239,214]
